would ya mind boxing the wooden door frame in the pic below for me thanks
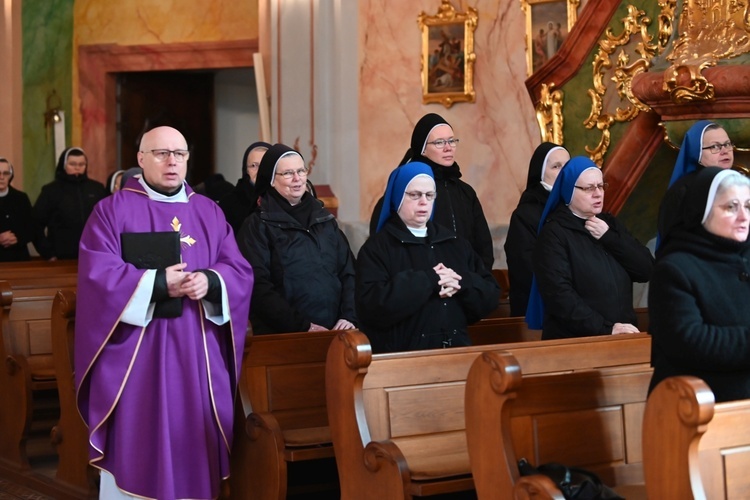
[78,39,257,183]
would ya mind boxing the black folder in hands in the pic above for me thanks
[121,231,182,318]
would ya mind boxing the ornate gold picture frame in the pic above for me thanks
[418,1,477,108]
[522,0,581,76]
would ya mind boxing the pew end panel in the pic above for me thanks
[643,375,750,499]
[0,280,33,471]
[49,289,98,498]
[230,329,338,500]
[465,336,653,500]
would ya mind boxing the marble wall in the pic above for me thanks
[358,0,540,228]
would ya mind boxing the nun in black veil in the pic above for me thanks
[504,142,569,316]
[368,113,494,270]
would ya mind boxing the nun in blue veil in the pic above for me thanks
[657,120,734,254]
[525,156,653,339]
[356,162,500,353]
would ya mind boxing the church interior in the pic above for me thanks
[2,0,750,498]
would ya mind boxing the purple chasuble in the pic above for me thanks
[75,179,253,499]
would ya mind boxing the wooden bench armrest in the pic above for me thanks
[513,475,566,500]
[0,351,33,469]
[465,350,523,499]
[643,376,714,499]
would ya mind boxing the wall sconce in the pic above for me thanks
[44,90,66,159]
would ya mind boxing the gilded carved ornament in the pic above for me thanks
[583,2,675,165]
[536,83,565,145]
[664,0,750,102]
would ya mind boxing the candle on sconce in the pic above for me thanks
[53,110,65,161]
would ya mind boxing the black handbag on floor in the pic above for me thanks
[518,458,624,500]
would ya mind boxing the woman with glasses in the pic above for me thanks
[649,167,750,402]
[504,142,570,316]
[526,156,653,340]
[356,162,500,353]
[658,120,734,254]
[237,143,357,334]
[369,113,495,271]
[32,147,107,260]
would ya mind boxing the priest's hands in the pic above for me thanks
[166,262,209,300]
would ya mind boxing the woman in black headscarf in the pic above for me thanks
[649,167,750,402]
[369,113,494,270]
[32,147,107,260]
[220,141,271,234]
[0,157,34,261]
[504,142,569,316]
[236,143,357,334]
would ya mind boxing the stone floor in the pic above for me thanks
[0,479,53,500]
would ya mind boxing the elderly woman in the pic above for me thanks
[369,113,494,270]
[357,162,500,353]
[658,120,734,253]
[526,156,654,339]
[649,167,750,402]
[237,143,356,334]
[504,142,570,316]
[220,141,271,234]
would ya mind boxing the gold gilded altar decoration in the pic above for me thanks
[583,1,676,165]
[664,0,750,102]
[536,83,564,145]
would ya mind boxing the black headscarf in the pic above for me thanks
[398,113,462,181]
[55,147,89,183]
[241,141,272,183]
[660,166,750,258]
[255,144,303,199]
[525,142,566,190]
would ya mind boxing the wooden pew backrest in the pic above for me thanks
[643,375,750,499]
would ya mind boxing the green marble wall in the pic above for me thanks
[22,0,74,203]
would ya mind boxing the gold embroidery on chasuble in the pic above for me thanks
[171,216,197,247]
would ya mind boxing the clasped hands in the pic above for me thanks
[0,230,18,248]
[165,262,208,300]
[434,263,461,298]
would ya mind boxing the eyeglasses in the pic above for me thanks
[426,138,460,149]
[142,149,190,162]
[573,183,608,194]
[718,199,750,216]
[404,191,436,201]
[702,141,733,154]
[0,171,11,177]
[275,168,308,179]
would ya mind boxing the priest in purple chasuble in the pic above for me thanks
[75,126,253,500]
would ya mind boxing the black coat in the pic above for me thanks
[356,218,500,353]
[504,183,548,316]
[0,186,34,261]
[648,229,750,403]
[369,162,494,271]
[237,193,357,334]
[533,207,653,340]
[33,173,107,260]
[220,178,255,235]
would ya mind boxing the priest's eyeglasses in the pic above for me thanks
[143,149,190,162]
[426,138,460,149]
[404,191,436,201]
[573,183,608,194]
[702,141,733,154]
[276,168,308,179]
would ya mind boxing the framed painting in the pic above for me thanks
[418,0,478,108]
[522,0,582,76]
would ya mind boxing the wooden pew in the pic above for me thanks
[325,330,651,499]
[465,347,652,499]
[467,316,541,345]
[643,376,750,499]
[50,289,98,498]
[230,330,339,500]
[0,271,78,473]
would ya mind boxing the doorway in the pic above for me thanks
[117,71,215,186]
